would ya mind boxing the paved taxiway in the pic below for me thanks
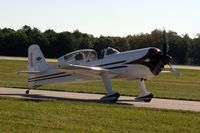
[0,87,200,112]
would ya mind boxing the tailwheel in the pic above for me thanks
[100,92,120,102]
[25,89,30,94]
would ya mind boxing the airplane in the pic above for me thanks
[18,30,180,102]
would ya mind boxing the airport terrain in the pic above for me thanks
[0,58,200,132]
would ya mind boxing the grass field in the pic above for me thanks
[0,97,200,133]
[0,59,200,132]
[0,59,200,101]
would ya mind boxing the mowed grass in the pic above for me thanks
[0,59,200,100]
[0,97,200,133]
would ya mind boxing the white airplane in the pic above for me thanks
[18,31,180,102]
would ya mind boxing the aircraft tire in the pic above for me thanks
[100,92,120,102]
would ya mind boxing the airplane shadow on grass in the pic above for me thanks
[0,93,138,105]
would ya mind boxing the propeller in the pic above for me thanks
[161,29,181,77]
[168,63,181,77]
[162,29,169,56]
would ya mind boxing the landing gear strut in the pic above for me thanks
[100,72,120,102]
[135,79,153,102]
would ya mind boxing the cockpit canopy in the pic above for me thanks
[57,47,120,64]
[98,47,120,59]
[104,47,120,57]
[58,49,98,64]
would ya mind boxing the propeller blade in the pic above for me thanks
[168,63,181,77]
[162,29,169,56]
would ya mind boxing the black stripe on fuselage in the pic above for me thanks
[28,72,66,80]
[97,60,127,67]
[28,74,72,82]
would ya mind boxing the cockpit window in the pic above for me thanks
[105,47,120,56]
[60,49,98,63]
[75,52,85,60]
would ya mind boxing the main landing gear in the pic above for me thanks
[100,72,153,102]
[135,79,154,102]
[100,72,120,102]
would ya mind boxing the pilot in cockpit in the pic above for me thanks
[75,52,85,60]
[99,47,119,59]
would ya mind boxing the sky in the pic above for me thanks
[0,0,200,37]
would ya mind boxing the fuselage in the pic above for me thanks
[58,47,163,80]
[23,44,170,102]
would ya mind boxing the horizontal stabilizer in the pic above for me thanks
[161,71,170,73]
[17,71,43,74]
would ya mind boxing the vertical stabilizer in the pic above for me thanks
[28,44,48,72]
[20,44,75,88]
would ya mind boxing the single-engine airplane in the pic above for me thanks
[18,30,180,102]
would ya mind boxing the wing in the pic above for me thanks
[57,64,125,80]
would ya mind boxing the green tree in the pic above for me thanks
[0,25,198,65]
[112,37,129,51]
[94,36,114,58]
[168,32,188,64]
[192,37,200,64]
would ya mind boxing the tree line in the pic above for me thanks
[0,25,200,65]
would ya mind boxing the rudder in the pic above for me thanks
[28,44,48,72]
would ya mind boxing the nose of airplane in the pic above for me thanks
[162,55,172,65]
[151,51,172,76]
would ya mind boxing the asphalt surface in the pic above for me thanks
[0,87,200,112]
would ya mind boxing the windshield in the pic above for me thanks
[105,47,120,56]
[58,49,98,64]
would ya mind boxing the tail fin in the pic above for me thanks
[18,44,73,88]
[28,44,48,72]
